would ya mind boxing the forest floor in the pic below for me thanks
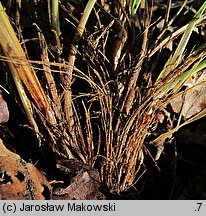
[0,0,206,200]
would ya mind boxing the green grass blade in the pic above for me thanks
[51,0,60,36]
[156,1,206,82]
[155,58,206,100]
[131,0,141,16]
[171,1,206,64]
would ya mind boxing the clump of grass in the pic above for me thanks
[0,0,206,195]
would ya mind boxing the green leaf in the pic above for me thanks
[131,0,141,16]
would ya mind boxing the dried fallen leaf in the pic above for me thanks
[0,138,51,200]
[0,93,9,123]
[52,159,106,200]
[170,70,206,119]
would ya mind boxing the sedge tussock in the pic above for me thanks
[1,0,206,195]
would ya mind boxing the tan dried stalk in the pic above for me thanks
[33,23,62,122]
[0,3,56,126]
[62,0,97,151]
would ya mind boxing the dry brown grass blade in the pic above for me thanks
[62,0,97,151]
[124,2,150,115]
[33,23,62,122]
[149,104,206,148]
[82,101,94,164]
[108,1,128,71]
[165,0,171,24]
[148,17,206,59]
[150,0,187,52]
[148,24,187,58]
[0,3,56,125]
